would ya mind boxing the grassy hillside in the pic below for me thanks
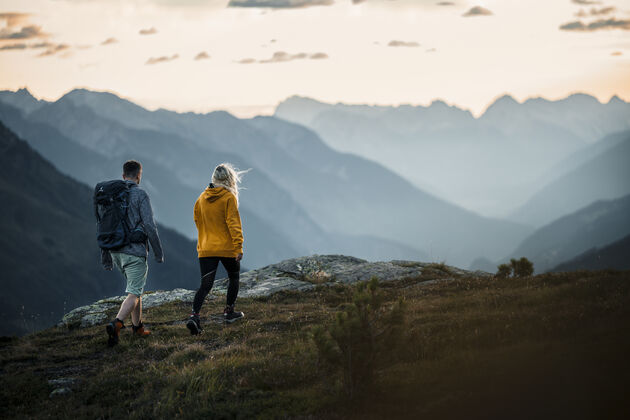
[1,268,629,419]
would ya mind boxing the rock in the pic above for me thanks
[61,255,490,328]
[214,255,490,293]
[48,378,78,387]
[142,288,198,309]
[60,302,119,329]
[49,387,72,397]
[60,288,199,329]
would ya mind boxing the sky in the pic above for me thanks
[1,0,629,117]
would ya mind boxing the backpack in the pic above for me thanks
[93,180,132,250]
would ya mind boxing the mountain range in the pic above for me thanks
[0,88,534,268]
[275,94,630,219]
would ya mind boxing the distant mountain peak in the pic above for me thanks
[429,99,449,108]
[480,94,520,118]
[494,94,519,105]
[607,95,625,105]
[15,87,35,98]
[563,92,601,105]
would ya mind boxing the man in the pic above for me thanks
[101,160,164,346]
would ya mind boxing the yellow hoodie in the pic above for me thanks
[194,185,244,258]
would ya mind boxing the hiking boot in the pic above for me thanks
[132,321,151,337]
[223,305,244,324]
[106,318,125,347]
[186,313,202,335]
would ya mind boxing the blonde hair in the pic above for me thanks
[211,163,250,205]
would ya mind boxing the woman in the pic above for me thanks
[187,163,247,335]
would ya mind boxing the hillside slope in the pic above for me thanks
[1,255,628,419]
[552,234,630,272]
[506,195,630,273]
[511,133,630,227]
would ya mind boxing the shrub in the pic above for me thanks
[496,263,512,278]
[496,257,534,278]
[511,257,534,277]
[312,277,406,398]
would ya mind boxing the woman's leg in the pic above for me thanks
[220,257,241,307]
[192,257,220,314]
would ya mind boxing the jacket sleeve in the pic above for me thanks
[139,192,164,262]
[225,195,244,254]
[101,248,113,270]
[193,198,201,230]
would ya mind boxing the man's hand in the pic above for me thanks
[236,253,243,262]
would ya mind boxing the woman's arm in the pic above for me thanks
[225,195,244,255]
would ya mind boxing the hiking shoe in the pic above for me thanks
[223,306,245,324]
[186,314,202,335]
[106,318,125,347]
[132,321,151,337]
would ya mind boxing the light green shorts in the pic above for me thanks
[110,252,148,297]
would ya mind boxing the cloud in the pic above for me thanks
[576,6,615,16]
[0,43,27,50]
[0,12,31,28]
[38,43,70,57]
[195,51,210,60]
[426,47,437,52]
[0,41,65,54]
[146,54,179,65]
[571,0,601,4]
[238,51,328,64]
[260,51,306,63]
[462,6,493,17]
[139,27,158,35]
[0,25,47,40]
[611,51,622,56]
[589,6,615,15]
[227,0,333,8]
[559,18,630,31]
[436,1,454,5]
[101,37,118,45]
[388,40,420,47]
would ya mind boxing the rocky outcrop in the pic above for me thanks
[61,255,490,329]
[61,288,198,329]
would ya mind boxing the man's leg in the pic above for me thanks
[106,254,148,345]
[117,293,140,322]
[131,295,142,326]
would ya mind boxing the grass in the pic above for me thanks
[1,270,629,419]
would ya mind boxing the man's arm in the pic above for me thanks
[139,192,164,263]
[101,248,113,270]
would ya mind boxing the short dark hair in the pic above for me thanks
[123,160,142,178]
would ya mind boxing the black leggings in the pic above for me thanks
[192,256,240,314]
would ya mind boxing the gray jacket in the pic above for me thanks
[101,180,164,269]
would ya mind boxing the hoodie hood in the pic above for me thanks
[202,183,230,203]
